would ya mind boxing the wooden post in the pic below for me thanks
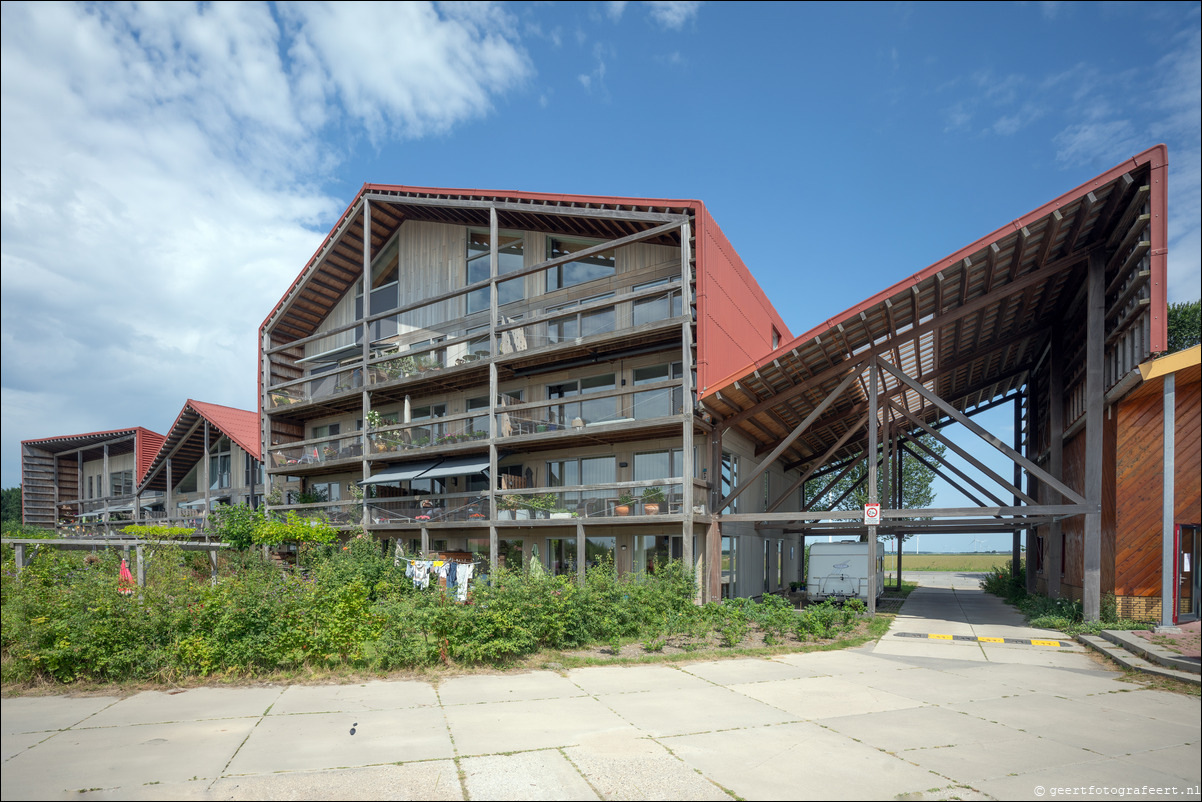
[421,525,430,557]
[362,198,373,531]
[679,218,696,596]
[1012,395,1022,579]
[1161,373,1176,627]
[136,544,145,587]
[166,457,174,525]
[576,522,586,585]
[1047,329,1064,598]
[1083,251,1104,621]
[867,360,878,615]
[487,205,500,576]
[203,420,211,532]
[102,443,110,531]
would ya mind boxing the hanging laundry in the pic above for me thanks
[456,564,474,602]
[118,558,135,596]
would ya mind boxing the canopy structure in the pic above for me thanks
[361,456,490,486]
[701,145,1168,620]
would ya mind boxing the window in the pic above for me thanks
[244,455,263,488]
[632,362,683,419]
[546,236,616,291]
[87,475,93,500]
[721,452,739,513]
[547,373,617,426]
[632,278,682,326]
[634,449,683,503]
[547,455,616,507]
[209,436,231,490]
[307,481,342,502]
[108,471,131,495]
[772,326,781,349]
[722,535,737,598]
[467,229,525,313]
[546,292,615,343]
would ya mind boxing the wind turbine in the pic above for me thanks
[970,537,985,553]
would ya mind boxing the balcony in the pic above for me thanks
[268,433,365,473]
[266,278,685,414]
[497,381,684,441]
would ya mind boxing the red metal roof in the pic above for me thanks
[137,400,260,494]
[22,427,166,484]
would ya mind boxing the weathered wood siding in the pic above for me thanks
[1115,370,1202,597]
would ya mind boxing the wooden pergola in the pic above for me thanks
[700,145,1169,620]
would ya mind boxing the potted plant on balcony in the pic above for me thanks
[614,493,635,516]
[533,493,557,519]
[498,494,519,520]
[642,486,665,515]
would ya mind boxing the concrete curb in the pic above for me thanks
[1077,634,1201,686]
[1099,629,1201,675]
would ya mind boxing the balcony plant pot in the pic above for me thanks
[643,503,660,515]
[515,509,531,520]
[497,509,514,520]
[550,511,572,520]
[614,504,631,516]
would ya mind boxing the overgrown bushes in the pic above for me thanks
[979,561,1147,634]
[1,538,870,685]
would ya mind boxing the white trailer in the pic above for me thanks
[806,541,884,602]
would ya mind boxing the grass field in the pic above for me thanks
[884,553,1012,572]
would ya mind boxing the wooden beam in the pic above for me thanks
[877,357,1086,506]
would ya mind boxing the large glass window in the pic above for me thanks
[721,536,737,599]
[546,292,616,343]
[109,469,134,497]
[546,373,617,427]
[467,230,525,313]
[632,278,682,326]
[209,435,232,490]
[244,455,263,488]
[546,236,616,291]
[634,449,683,505]
[547,455,616,511]
[632,362,683,419]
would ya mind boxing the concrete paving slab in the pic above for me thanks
[900,735,1101,783]
[1113,744,1202,785]
[972,756,1201,801]
[225,707,453,775]
[460,750,596,800]
[819,704,1023,751]
[444,695,634,756]
[596,685,793,737]
[963,662,1137,697]
[74,779,213,800]
[665,720,946,800]
[977,644,1094,668]
[948,693,1202,757]
[438,671,584,706]
[0,718,256,798]
[678,657,825,685]
[1092,688,1202,727]
[209,761,464,800]
[772,646,917,674]
[85,687,284,727]
[730,674,927,720]
[269,680,438,715]
[566,664,710,696]
[860,666,1019,705]
[1,730,53,762]
[1,695,119,733]
[563,732,729,801]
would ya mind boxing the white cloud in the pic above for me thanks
[645,1,701,30]
[607,1,629,22]
[0,1,531,486]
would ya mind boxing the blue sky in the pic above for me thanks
[2,1,1198,549]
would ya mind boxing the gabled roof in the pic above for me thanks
[22,427,166,483]
[138,400,260,494]
[261,185,702,345]
[702,145,1168,472]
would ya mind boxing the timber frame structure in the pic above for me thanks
[701,145,1169,619]
[20,427,165,529]
[258,184,792,584]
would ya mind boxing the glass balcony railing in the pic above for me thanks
[496,383,684,436]
[366,415,489,456]
[269,434,365,468]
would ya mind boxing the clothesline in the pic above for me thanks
[401,557,478,601]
